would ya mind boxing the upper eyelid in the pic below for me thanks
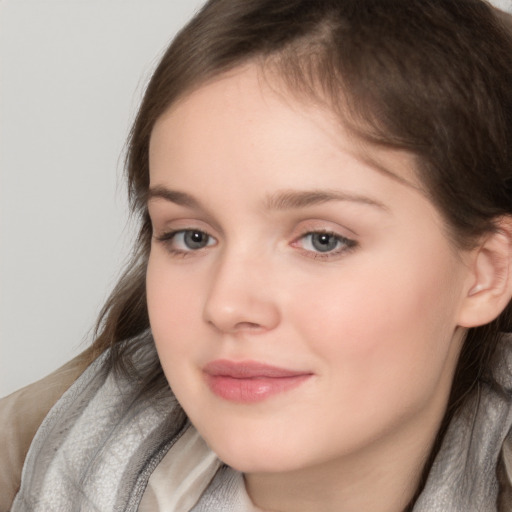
[288,214,360,235]
[291,220,359,240]
[156,227,215,240]
[147,203,223,235]
[150,215,219,235]
[152,220,357,245]
[154,227,355,240]
[296,227,351,237]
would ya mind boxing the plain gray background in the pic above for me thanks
[1,0,512,397]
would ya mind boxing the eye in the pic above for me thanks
[156,229,216,253]
[295,231,356,256]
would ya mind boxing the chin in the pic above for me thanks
[203,432,310,474]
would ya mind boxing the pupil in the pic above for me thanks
[312,233,337,252]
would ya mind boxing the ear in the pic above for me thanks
[457,216,512,328]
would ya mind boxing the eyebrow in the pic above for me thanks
[264,189,389,212]
[147,186,202,209]
[148,185,389,212]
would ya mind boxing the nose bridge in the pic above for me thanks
[203,244,280,334]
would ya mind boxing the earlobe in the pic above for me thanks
[458,216,512,328]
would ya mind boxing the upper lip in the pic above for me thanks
[203,360,311,378]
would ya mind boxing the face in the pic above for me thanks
[146,65,472,476]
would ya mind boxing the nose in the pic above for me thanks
[203,251,281,335]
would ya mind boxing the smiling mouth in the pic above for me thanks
[202,360,313,403]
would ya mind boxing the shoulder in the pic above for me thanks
[0,351,92,512]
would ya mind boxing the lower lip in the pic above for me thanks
[204,374,311,403]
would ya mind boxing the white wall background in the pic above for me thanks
[0,0,206,397]
[1,0,511,397]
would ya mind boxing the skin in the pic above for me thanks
[146,65,478,512]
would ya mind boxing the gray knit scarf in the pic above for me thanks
[12,336,512,511]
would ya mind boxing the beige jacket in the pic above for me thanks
[0,353,91,512]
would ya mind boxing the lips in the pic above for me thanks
[203,360,313,403]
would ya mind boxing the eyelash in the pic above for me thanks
[154,228,357,259]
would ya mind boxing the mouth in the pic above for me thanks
[202,360,313,403]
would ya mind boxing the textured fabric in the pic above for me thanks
[0,352,91,512]
[498,430,512,510]
[191,465,262,512]
[8,336,512,511]
[11,349,188,512]
[413,336,512,511]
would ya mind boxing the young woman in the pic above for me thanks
[3,1,512,511]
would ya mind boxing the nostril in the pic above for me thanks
[206,319,264,334]
[234,321,263,331]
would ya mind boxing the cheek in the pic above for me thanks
[146,253,205,369]
[289,247,464,401]
[146,258,211,418]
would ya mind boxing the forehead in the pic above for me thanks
[149,64,423,194]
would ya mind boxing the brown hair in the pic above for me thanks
[91,0,512,461]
